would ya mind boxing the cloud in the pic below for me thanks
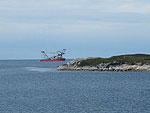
[1,20,150,38]
[1,0,150,14]
[0,0,150,39]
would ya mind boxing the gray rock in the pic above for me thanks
[57,58,150,72]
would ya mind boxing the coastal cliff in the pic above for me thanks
[57,54,150,72]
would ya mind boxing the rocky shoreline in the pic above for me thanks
[57,58,150,72]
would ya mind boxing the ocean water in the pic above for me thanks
[0,60,150,113]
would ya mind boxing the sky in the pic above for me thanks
[0,0,150,59]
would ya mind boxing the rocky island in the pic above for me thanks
[57,54,150,72]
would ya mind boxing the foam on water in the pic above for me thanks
[25,67,56,72]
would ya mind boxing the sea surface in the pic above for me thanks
[0,60,150,113]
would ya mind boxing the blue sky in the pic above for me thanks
[0,0,150,59]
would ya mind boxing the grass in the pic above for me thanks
[78,54,150,67]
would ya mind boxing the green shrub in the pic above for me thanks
[78,54,150,67]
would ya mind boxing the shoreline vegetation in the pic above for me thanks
[57,54,150,72]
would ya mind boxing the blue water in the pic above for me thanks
[0,60,150,113]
